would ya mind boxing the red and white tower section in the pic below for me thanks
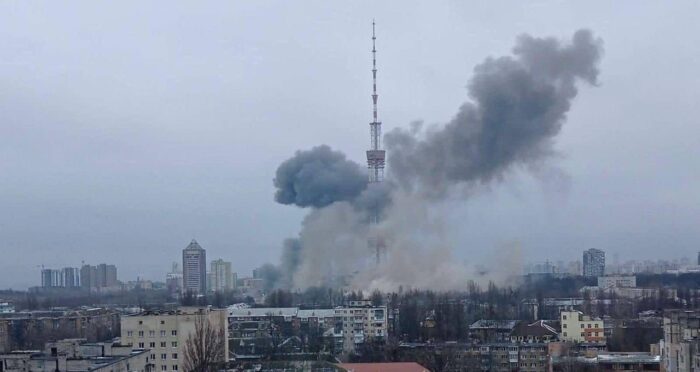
[366,21,387,264]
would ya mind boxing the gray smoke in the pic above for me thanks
[385,29,602,197]
[272,30,603,291]
[278,238,302,288]
[273,145,368,208]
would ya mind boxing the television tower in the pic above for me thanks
[366,20,386,264]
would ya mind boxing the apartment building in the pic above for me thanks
[228,303,387,355]
[560,310,606,343]
[335,301,387,351]
[120,307,228,372]
[598,275,637,288]
[659,309,700,372]
[0,308,120,353]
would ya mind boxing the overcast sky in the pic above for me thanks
[1,1,699,289]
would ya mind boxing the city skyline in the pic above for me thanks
[2,1,700,289]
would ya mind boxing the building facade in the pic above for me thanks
[660,309,700,372]
[120,307,228,372]
[208,259,234,292]
[0,338,152,372]
[228,303,387,357]
[0,308,120,354]
[583,248,606,277]
[598,275,636,288]
[560,310,606,343]
[182,240,206,294]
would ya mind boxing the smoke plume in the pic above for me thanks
[271,29,603,291]
[386,29,602,197]
[273,145,368,208]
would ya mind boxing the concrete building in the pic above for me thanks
[659,309,700,372]
[560,310,605,343]
[182,240,206,294]
[79,264,118,291]
[583,248,606,277]
[120,307,228,372]
[0,308,120,354]
[0,338,152,372]
[228,303,387,356]
[469,320,520,343]
[598,275,636,288]
[208,259,233,292]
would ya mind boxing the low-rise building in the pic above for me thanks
[598,275,637,288]
[469,320,519,343]
[120,307,228,372]
[0,338,152,372]
[228,303,387,356]
[560,310,605,344]
[510,320,558,344]
[0,308,120,354]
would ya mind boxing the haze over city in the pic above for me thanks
[2,1,700,290]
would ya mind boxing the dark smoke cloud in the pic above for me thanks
[385,29,603,197]
[273,145,368,208]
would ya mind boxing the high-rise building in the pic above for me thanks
[96,263,108,287]
[209,259,233,292]
[80,264,93,289]
[583,248,605,277]
[62,267,79,287]
[182,239,206,294]
[105,264,118,287]
[79,263,117,290]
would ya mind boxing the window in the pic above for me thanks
[171,342,178,348]
[563,324,567,329]
[161,366,167,371]
[160,320,165,325]
[151,354,155,360]
[127,331,133,337]
[160,330,166,337]
[139,320,143,325]
[138,342,144,348]
[594,323,598,328]
[580,324,584,328]
[161,353,167,360]
[562,315,567,320]
[161,342,167,348]
[149,342,155,348]
[149,330,155,337]
[595,332,599,336]
[172,366,178,370]
[580,332,585,337]
[587,324,591,328]
[172,353,178,359]
[139,331,144,337]
[172,330,177,336]
[563,332,567,337]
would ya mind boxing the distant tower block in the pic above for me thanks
[366,20,387,264]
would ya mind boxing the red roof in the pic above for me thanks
[338,362,430,372]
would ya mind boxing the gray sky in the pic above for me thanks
[1,1,699,289]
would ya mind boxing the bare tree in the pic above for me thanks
[183,314,226,372]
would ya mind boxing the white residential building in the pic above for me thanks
[121,307,228,372]
[560,310,605,344]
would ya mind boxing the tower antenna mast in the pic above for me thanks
[366,20,387,264]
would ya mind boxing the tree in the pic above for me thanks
[183,315,226,372]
